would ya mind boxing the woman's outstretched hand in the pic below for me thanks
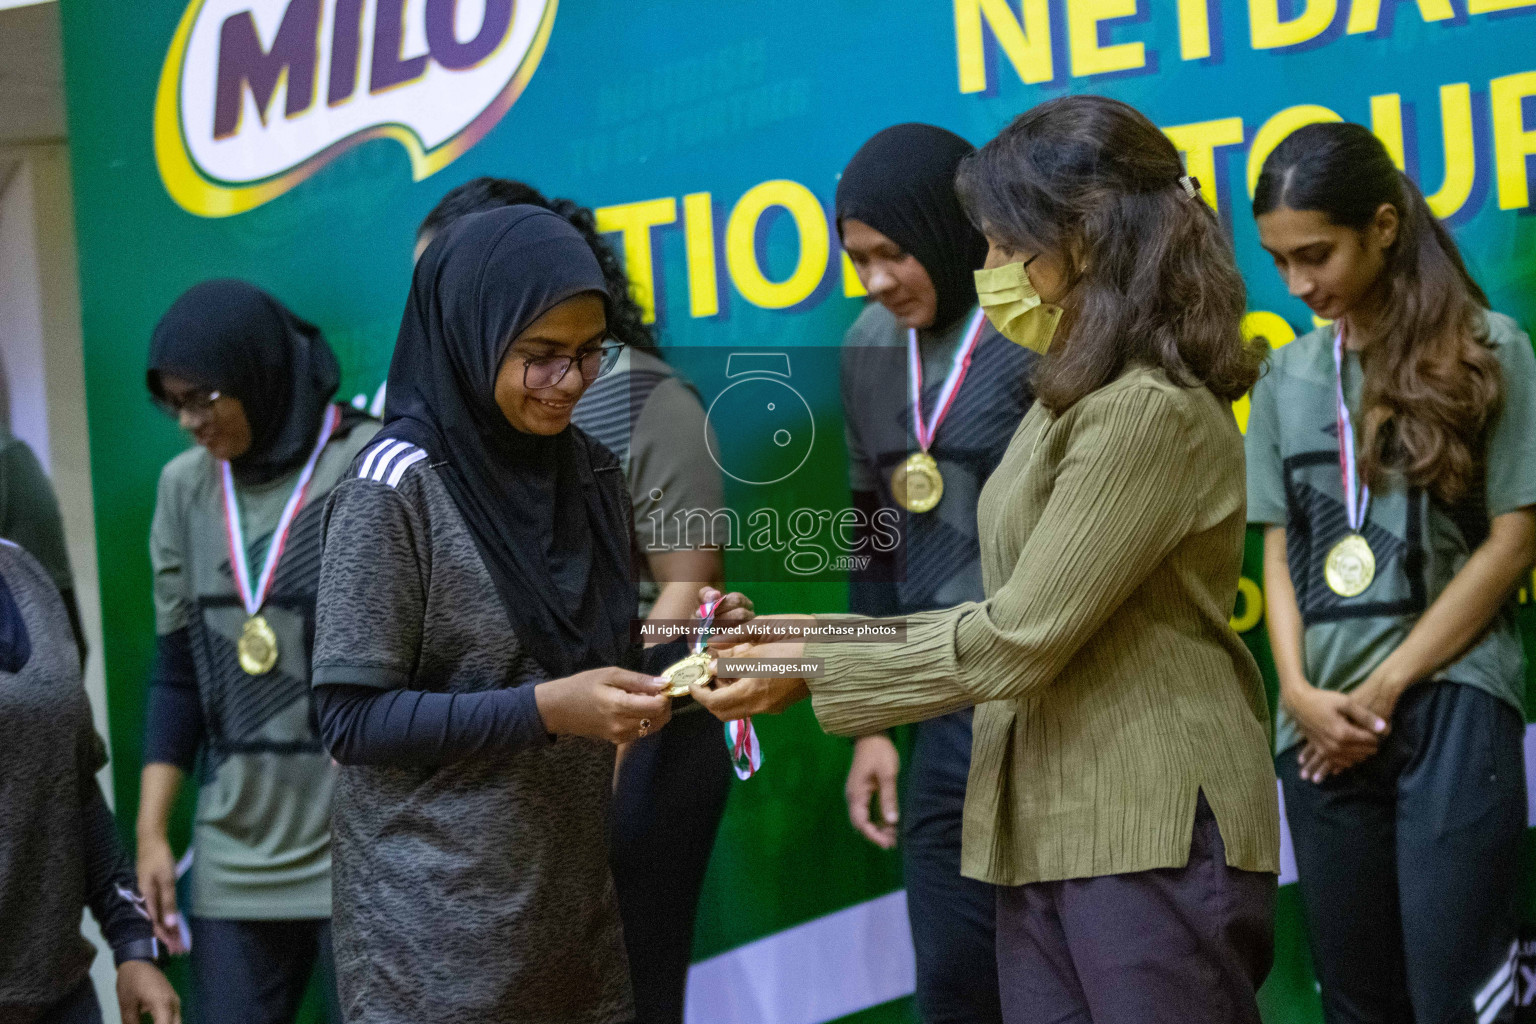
[698,586,754,629]
[535,668,671,744]
[691,638,812,720]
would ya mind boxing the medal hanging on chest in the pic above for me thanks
[1325,330,1376,598]
[222,405,340,675]
[890,310,986,513]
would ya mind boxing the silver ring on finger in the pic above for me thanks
[638,718,651,738]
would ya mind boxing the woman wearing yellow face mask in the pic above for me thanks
[694,95,1280,1024]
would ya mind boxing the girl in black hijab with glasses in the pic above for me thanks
[137,280,378,1024]
[311,206,750,1024]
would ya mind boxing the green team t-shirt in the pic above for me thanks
[151,414,378,918]
[1245,311,1536,754]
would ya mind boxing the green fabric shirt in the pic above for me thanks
[0,429,73,593]
[807,368,1281,886]
[1245,311,1536,754]
[151,415,378,918]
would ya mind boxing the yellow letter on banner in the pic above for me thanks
[1177,0,1213,60]
[1370,94,1408,170]
[1164,117,1245,211]
[1371,87,1476,218]
[842,252,868,298]
[1231,577,1265,633]
[1068,0,1145,77]
[1345,0,1453,34]
[956,0,1054,94]
[595,197,678,324]
[1232,311,1297,434]
[1249,0,1337,49]
[725,180,831,310]
[1247,105,1344,197]
[1492,71,1536,210]
[682,193,719,319]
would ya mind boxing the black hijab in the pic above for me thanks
[384,205,635,680]
[148,280,345,485]
[835,123,989,334]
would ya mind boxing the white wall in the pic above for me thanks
[0,140,121,1019]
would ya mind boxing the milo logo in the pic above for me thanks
[154,0,557,217]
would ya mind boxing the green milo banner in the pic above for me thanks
[56,0,1536,1021]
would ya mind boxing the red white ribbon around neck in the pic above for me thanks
[1332,328,1371,534]
[907,308,987,453]
[220,405,340,617]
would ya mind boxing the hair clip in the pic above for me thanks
[1178,175,1201,201]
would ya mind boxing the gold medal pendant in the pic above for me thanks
[238,614,279,676]
[891,452,944,513]
[1325,533,1376,597]
[659,651,716,697]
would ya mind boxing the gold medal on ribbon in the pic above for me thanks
[1326,328,1376,600]
[238,614,279,675]
[891,452,944,514]
[1325,533,1376,598]
[659,651,716,697]
[898,310,986,515]
[221,406,340,680]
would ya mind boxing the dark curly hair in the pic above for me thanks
[957,95,1262,413]
[1255,122,1499,506]
[417,177,658,353]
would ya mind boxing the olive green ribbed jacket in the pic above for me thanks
[807,368,1281,886]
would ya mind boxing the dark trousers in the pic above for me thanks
[904,709,1003,1024]
[37,979,102,1024]
[1278,681,1525,1024]
[189,917,339,1024]
[995,793,1276,1024]
[610,707,734,1024]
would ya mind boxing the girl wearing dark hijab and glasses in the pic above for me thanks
[310,206,750,1024]
[137,281,379,1023]
[834,123,1034,1024]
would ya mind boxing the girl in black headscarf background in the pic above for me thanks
[136,280,379,1024]
[310,206,749,1024]
[835,124,1036,1024]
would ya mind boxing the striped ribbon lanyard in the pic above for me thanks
[220,404,340,617]
[698,596,763,780]
[907,308,986,453]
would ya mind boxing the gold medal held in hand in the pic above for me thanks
[659,651,716,697]
[891,452,944,513]
[1325,533,1376,598]
[238,614,279,675]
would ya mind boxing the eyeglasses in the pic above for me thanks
[154,388,222,418]
[521,342,624,391]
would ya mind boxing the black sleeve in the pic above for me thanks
[80,778,160,965]
[314,682,552,768]
[142,628,205,772]
[639,638,688,676]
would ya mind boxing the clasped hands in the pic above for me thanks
[688,589,817,720]
[1286,666,1407,783]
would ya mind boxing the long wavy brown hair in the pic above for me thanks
[956,95,1262,413]
[1255,122,1499,506]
